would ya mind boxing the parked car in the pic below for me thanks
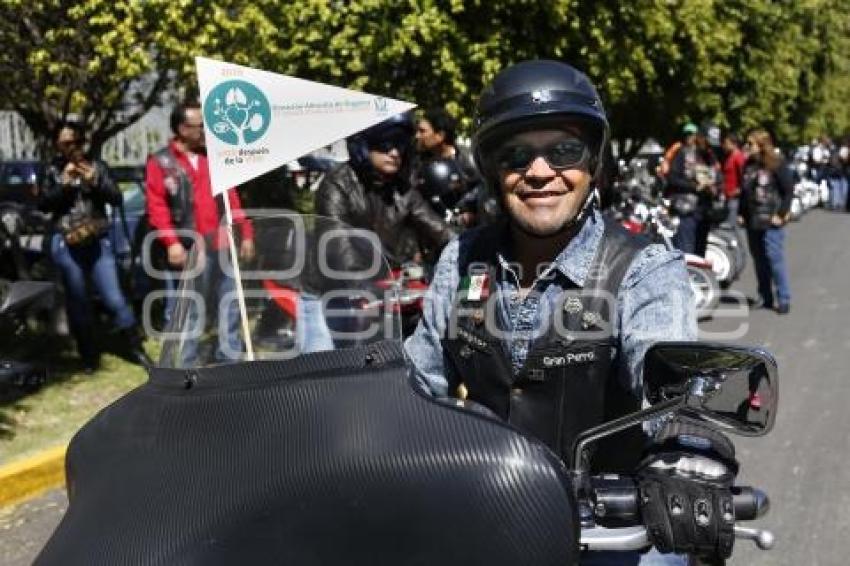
[106,165,150,306]
[0,160,44,206]
[110,164,145,189]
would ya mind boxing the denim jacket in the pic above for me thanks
[404,210,698,399]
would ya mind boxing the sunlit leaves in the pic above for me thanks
[2,0,849,156]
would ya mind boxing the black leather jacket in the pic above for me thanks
[315,163,453,267]
[739,158,794,230]
[40,156,121,228]
[666,145,722,196]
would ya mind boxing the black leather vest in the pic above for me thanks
[442,217,648,471]
[154,148,195,233]
[742,163,781,230]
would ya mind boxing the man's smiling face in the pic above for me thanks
[496,127,593,237]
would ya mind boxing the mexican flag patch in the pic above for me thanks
[459,273,489,301]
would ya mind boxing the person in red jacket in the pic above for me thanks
[721,132,747,230]
[145,100,255,363]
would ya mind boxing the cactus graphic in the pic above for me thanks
[205,80,271,146]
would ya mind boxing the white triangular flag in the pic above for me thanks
[196,56,416,196]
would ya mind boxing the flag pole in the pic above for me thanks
[221,193,255,360]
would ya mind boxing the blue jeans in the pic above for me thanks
[725,197,740,229]
[172,248,243,367]
[747,227,791,307]
[50,234,136,360]
[296,294,334,353]
[828,176,848,210]
[672,211,708,256]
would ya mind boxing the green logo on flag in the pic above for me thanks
[204,80,271,146]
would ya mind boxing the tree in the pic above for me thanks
[0,0,229,156]
[4,0,850,159]
[190,0,743,155]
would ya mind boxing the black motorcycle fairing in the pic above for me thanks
[37,341,580,566]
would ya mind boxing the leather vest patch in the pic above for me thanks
[541,350,596,367]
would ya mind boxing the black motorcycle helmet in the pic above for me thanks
[418,158,464,199]
[346,112,415,176]
[416,158,466,213]
[472,59,609,184]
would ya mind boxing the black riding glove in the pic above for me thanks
[637,418,738,559]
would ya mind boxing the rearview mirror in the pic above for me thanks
[643,342,778,436]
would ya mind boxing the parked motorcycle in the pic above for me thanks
[0,201,55,390]
[608,192,721,319]
[705,227,746,289]
[35,213,777,565]
[788,160,820,220]
[790,151,828,210]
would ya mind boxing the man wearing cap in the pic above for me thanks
[405,60,738,564]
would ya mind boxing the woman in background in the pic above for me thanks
[739,128,793,314]
[40,122,151,370]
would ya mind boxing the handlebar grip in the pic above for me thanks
[591,476,639,524]
[732,486,770,521]
[591,478,769,523]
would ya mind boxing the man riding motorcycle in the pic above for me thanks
[315,112,453,267]
[405,60,738,564]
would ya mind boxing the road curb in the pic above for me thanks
[0,445,66,508]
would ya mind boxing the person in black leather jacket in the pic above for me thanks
[738,128,793,314]
[666,125,722,256]
[40,122,151,370]
[315,113,453,269]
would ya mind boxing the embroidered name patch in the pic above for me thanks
[542,350,596,367]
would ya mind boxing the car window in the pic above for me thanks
[121,185,146,213]
[1,162,42,186]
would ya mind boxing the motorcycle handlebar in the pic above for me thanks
[590,477,770,523]
[583,477,774,553]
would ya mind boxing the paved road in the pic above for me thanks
[2,209,848,565]
[703,209,850,566]
[0,489,65,566]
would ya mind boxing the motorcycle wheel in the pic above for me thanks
[687,265,720,320]
[704,242,734,288]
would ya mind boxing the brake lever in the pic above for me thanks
[580,525,776,552]
[734,525,775,550]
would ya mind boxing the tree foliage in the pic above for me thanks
[2,0,850,157]
[0,0,225,155]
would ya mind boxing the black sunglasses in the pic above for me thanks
[496,138,590,172]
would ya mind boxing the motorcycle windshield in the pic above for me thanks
[157,212,402,369]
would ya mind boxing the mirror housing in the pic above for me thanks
[643,342,778,436]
